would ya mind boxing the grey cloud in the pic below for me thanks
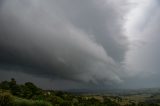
[0,0,129,87]
[122,0,160,88]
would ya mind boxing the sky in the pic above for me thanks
[0,0,160,90]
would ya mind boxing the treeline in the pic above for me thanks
[0,78,42,99]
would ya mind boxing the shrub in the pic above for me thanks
[33,100,52,106]
[0,92,13,106]
[13,98,52,106]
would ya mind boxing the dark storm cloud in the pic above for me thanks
[0,0,129,85]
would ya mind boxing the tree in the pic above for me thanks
[23,82,42,98]
[0,81,10,90]
[9,78,21,96]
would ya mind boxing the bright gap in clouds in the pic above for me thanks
[123,0,160,84]
[124,0,154,42]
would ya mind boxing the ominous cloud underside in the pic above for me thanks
[0,0,160,89]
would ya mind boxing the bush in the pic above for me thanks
[33,100,52,106]
[13,99,32,106]
[0,92,13,106]
[13,98,52,106]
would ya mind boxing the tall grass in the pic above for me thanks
[0,92,13,106]
[0,91,52,106]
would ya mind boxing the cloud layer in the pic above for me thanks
[1,0,160,89]
[0,0,129,85]
[122,0,160,88]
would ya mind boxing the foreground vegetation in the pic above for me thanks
[0,79,160,106]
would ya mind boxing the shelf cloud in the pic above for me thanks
[0,0,160,89]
